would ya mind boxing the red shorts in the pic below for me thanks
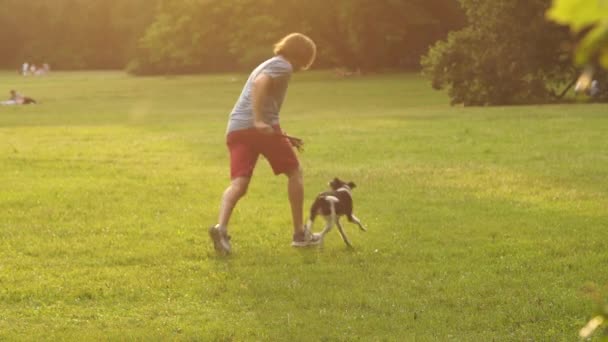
[226,125,299,179]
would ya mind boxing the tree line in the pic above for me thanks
[0,0,157,70]
[0,0,464,73]
[2,0,602,105]
[127,0,465,74]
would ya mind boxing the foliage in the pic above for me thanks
[547,0,608,68]
[0,0,464,72]
[422,0,577,106]
[127,0,465,74]
[126,0,244,74]
[0,0,157,70]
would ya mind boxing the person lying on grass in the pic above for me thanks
[1,90,36,106]
[209,33,319,255]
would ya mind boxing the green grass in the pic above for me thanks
[1,70,607,341]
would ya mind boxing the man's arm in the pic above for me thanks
[252,73,274,135]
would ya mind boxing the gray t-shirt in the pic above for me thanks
[227,56,293,134]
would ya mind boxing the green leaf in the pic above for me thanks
[600,46,608,68]
[547,0,608,32]
[574,21,608,65]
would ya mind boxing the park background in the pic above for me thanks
[1,0,608,340]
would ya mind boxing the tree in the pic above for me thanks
[0,0,465,73]
[422,0,577,106]
[127,0,465,74]
[0,0,157,70]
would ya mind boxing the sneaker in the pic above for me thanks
[291,227,323,247]
[208,225,232,255]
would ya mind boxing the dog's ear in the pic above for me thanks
[348,181,356,189]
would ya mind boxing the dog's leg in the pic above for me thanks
[306,199,323,232]
[305,213,316,232]
[320,216,334,237]
[336,219,352,248]
[348,214,367,232]
[319,197,339,237]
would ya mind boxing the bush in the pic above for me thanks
[422,0,576,106]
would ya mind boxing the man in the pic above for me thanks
[209,33,319,255]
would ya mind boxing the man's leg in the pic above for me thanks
[210,176,250,255]
[261,131,320,246]
[287,167,304,235]
[218,176,251,230]
[287,167,322,247]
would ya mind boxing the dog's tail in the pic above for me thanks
[325,196,339,205]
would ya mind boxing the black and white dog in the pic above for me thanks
[305,178,367,247]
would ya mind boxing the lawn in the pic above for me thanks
[0,71,607,341]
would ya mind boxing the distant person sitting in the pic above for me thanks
[33,63,50,76]
[588,80,599,97]
[35,66,47,76]
[334,67,361,78]
[1,90,37,105]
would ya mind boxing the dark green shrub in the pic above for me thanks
[422,0,577,106]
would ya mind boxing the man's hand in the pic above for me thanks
[281,133,304,152]
[287,136,304,152]
[254,120,274,135]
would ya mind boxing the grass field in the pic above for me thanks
[1,70,607,341]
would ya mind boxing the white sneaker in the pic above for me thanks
[209,225,231,255]
[291,228,323,247]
